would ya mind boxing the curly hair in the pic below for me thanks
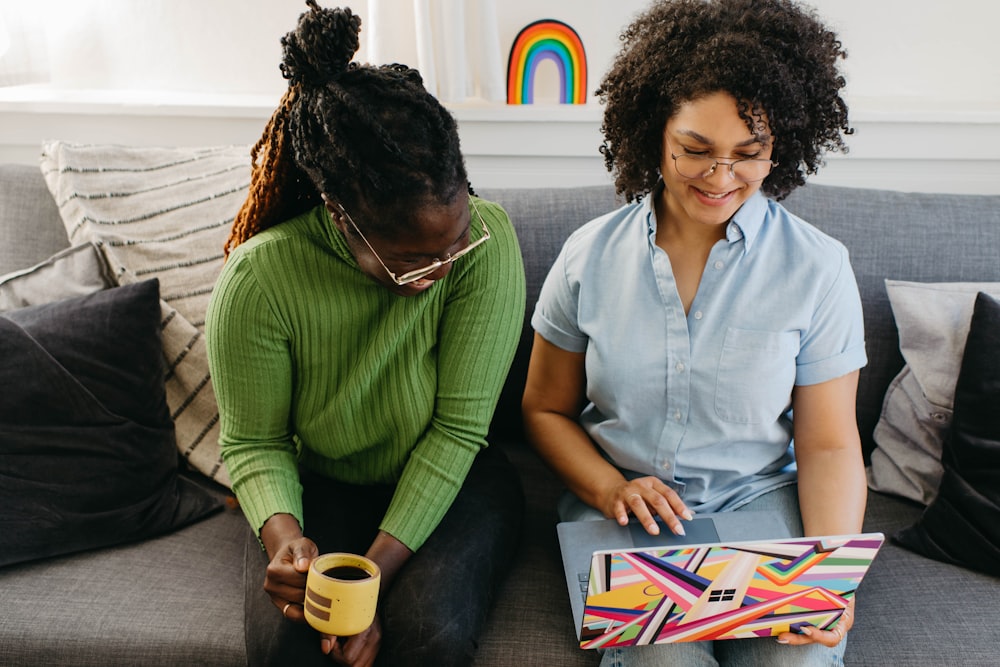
[598,0,851,202]
[226,1,468,255]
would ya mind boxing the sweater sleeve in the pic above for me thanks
[378,198,526,550]
[205,248,304,537]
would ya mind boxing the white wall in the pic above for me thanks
[1,0,998,193]
[20,0,994,110]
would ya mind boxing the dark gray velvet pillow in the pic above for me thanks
[0,279,222,567]
[894,292,1000,576]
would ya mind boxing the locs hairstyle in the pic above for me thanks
[226,1,468,255]
[598,0,852,202]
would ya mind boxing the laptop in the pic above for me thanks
[557,514,884,648]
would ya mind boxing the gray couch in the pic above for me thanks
[1,161,998,666]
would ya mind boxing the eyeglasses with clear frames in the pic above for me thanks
[339,197,491,286]
[670,153,778,183]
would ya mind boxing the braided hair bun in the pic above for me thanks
[226,1,468,254]
[280,1,361,88]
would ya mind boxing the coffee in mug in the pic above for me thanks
[322,565,371,580]
[304,553,381,636]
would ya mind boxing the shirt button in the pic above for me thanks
[714,260,725,270]
[662,460,672,470]
[674,411,682,422]
[676,362,685,372]
[694,311,703,320]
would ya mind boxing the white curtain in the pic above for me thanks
[0,14,9,59]
[0,0,504,102]
[366,0,504,103]
[0,2,49,87]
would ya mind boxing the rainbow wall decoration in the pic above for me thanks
[507,19,587,105]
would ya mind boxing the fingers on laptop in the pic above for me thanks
[779,597,854,646]
[618,481,693,536]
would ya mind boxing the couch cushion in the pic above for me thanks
[0,164,70,276]
[868,280,1000,505]
[478,185,620,441]
[40,142,253,486]
[850,490,1000,666]
[0,498,247,667]
[0,280,222,567]
[474,443,598,666]
[893,292,1000,576]
[780,184,1000,459]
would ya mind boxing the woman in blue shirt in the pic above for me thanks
[522,1,867,665]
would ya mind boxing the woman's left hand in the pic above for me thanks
[776,596,855,647]
[321,614,382,667]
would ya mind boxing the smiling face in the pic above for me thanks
[328,194,473,297]
[659,91,774,231]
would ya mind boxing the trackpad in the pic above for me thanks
[627,517,721,548]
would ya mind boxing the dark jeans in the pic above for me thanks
[244,445,524,667]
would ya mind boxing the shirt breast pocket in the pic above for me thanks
[715,328,800,425]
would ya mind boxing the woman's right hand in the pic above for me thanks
[259,513,319,622]
[606,476,693,537]
[524,335,694,538]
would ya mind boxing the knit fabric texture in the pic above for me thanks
[206,199,525,550]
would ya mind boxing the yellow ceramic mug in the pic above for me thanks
[304,553,381,637]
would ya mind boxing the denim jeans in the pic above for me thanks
[243,445,524,667]
[562,484,847,667]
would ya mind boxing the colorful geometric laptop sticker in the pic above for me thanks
[581,535,884,648]
[506,19,587,105]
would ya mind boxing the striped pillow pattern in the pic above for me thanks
[41,142,253,487]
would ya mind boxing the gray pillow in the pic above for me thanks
[0,242,114,312]
[868,280,1000,504]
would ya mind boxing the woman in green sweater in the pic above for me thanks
[205,4,526,666]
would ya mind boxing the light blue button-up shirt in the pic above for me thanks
[532,187,867,513]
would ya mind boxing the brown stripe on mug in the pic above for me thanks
[307,587,332,608]
[305,599,330,621]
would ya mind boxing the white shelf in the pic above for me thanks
[2,86,998,193]
[2,86,997,123]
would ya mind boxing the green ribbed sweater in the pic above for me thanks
[205,199,525,550]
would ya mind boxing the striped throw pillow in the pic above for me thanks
[40,142,253,487]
